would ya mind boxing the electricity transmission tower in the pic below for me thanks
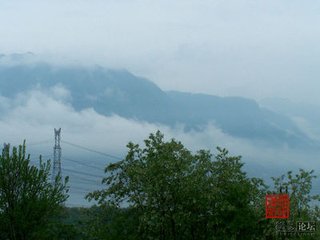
[52,128,62,183]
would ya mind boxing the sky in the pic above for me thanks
[1,0,320,104]
[1,87,319,206]
[1,0,320,205]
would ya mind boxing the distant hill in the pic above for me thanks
[260,98,320,141]
[0,61,316,148]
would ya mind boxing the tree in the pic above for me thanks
[87,131,266,239]
[206,147,268,239]
[272,169,320,221]
[83,205,140,240]
[268,169,320,239]
[0,142,69,240]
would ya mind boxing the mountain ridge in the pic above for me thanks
[0,62,316,149]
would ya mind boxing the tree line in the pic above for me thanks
[0,131,319,239]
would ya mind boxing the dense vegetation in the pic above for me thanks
[0,142,69,239]
[0,132,319,239]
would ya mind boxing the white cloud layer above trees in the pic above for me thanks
[0,87,317,171]
[0,87,319,205]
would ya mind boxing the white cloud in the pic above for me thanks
[1,87,317,169]
[291,116,320,141]
[0,87,319,206]
[1,0,320,205]
[50,84,72,102]
[0,0,320,103]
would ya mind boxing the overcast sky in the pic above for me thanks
[1,87,316,175]
[1,0,320,104]
[2,1,320,205]
[1,87,319,206]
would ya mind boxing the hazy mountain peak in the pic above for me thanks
[0,62,316,148]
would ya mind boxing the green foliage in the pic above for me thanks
[272,169,320,221]
[87,131,267,239]
[0,142,69,240]
[83,205,140,240]
[267,169,320,239]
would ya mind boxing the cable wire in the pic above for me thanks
[28,139,52,146]
[62,140,122,160]
[62,168,104,179]
[63,156,104,171]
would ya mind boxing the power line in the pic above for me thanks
[62,168,104,179]
[62,140,122,160]
[28,139,52,146]
[29,154,52,160]
[68,177,101,185]
[69,186,97,193]
[67,173,103,184]
[28,156,52,167]
[63,156,104,171]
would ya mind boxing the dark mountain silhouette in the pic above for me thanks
[0,62,315,148]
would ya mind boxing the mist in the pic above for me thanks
[1,0,320,206]
[1,0,320,104]
[0,87,319,206]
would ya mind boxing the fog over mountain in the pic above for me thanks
[2,1,320,104]
[0,56,319,206]
[0,59,316,147]
[1,0,320,210]
[260,98,320,142]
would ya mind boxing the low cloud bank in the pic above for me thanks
[0,87,319,206]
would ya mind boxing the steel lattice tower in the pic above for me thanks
[52,128,62,183]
